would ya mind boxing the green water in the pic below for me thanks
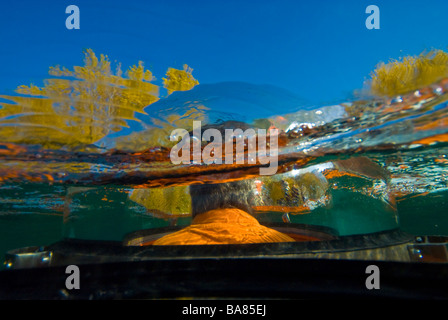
[1,182,447,269]
[397,190,448,236]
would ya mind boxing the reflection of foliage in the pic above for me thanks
[369,49,448,97]
[264,179,285,203]
[113,104,209,151]
[0,49,199,149]
[129,186,192,217]
[163,64,199,95]
[263,172,328,206]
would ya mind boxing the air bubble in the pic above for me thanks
[391,96,403,104]
[433,86,443,95]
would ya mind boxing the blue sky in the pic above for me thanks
[1,0,448,106]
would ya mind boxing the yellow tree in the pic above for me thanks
[0,49,199,149]
[368,49,448,97]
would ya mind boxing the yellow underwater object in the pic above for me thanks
[0,49,199,149]
[368,49,448,97]
[129,186,192,218]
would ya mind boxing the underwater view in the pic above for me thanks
[0,0,448,300]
